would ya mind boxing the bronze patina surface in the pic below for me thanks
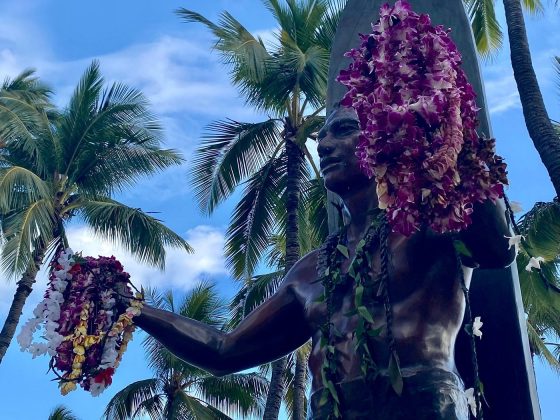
[133,105,514,419]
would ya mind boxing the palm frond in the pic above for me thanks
[132,394,165,420]
[59,62,165,186]
[268,40,328,110]
[0,166,50,212]
[193,373,268,418]
[263,0,296,40]
[465,0,503,58]
[103,378,161,420]
[228,271,284,328]
[78,197,192,269]
[521,0,543,13]
[314,0,348,51]
[518,201,560,259]
[191,118,282,214]
[143,335,204,380]
[178,281,228,327]
[225,155,285,279]
[176,9,270,84]
[58,61,104,167]
[173,391,232,420]
[144,287,175,312]
[47,405,79,420]
[0,199,56,276]
[2,68,52,101]
[0,93,52,175]
[526,319,560,372]
[73,144,182,196]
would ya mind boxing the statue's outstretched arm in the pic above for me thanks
[134,263,313,376]
[460,198,516,269]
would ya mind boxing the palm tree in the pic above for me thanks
[464,0,560,196]
[513,200,560,371]
[0,61,193,363]
[178,1,344,418]
[508,58,560,372]
[227,192,327,419]
[48,405,80,420]
[104,282,268,420]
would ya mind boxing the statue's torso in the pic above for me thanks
[289,230,470,396]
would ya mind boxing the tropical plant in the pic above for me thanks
[512,200,560,371]
[178,1,344,418]
[227,196,326,419]
[0,61,192,364]
[104,282,268,420]
[510,57,560,372]
[48,405,80,420]
[464,0,560,197]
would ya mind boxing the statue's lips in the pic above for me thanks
[320,157,343,174]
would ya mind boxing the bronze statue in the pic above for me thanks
[127,104,514,419]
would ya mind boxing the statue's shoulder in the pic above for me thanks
[286,231,343,287]
[283,249,321,287]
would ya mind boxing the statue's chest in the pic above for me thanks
[304,235,417,331]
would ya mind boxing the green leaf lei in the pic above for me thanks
[316,211,403,418]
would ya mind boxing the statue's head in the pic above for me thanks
[317,105,372,196]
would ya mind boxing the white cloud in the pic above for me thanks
[0,12,261,120]
[0,2,51,81]
[97,36,245,117]
[484,71,520,114]
[0,224,228,319]
[25,34,266,122]
[64,224,228,291]
[480,6,560,117]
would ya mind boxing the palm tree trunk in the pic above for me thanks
[0,246,47,363]
[503,0,560,197]
[284,136,302,270]
[264,135,304,419]
[264,357,289,420]
[293,350,308,420]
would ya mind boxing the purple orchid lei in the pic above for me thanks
[18,249,143,396]
[337,0,508,236]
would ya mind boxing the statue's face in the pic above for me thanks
[317,107,370,194]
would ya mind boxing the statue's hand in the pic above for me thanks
[114,280,134,312]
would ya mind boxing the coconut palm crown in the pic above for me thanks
[0,61,192,363]
[179,2,344,418]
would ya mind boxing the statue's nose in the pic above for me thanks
[317,137,334,158]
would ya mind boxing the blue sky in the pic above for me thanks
[0,0,559,418]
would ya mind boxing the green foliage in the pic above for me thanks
[0,61,189,277]
[183,0,344,281]
[515,201,560,372]
[48,405,80,420]
[464,0,544,58]
[225,156,286,279]
[181,3,345,417]
[79,198,192,269]
[105,283,268,420]
[191,119,282,214]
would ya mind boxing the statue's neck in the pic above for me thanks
[340,182,380,242]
